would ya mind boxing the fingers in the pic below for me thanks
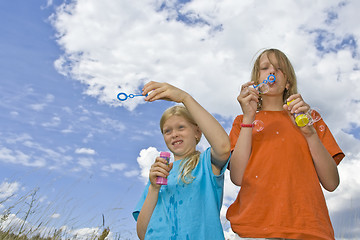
[142,81,165,102]
[239,82,255,95]
[149,157,172,180]
[142,81,185,103]
[286,94,310,114]
[238,82,259,103]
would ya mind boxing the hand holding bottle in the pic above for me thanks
[149,152,172,189]
[284,94,311,127]
[156,152,171,185]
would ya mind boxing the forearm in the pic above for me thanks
[136,185,160,240]
[182,94,230,162]
[306,133,339,191]
[229,116,254,186]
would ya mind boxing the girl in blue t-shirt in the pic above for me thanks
[133,81,231,240]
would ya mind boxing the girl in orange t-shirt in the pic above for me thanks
[226,48,344,240]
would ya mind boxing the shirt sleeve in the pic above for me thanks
[203,147,229,189]
[313,115,345,165]
[132,182,150,221]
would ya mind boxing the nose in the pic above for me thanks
[269,65,276,75]
[171,129,179,138]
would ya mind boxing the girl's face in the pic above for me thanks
[258,52,289,96]
[162,115,201,161]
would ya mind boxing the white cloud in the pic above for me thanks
[325,153,360,212]
[10,111,19,117]
[29,103,47,111]
[41,0,53,9]
[0,181,20,200]
[5,133,32,144]
[100,118,126,133]
[0,132,74,169]
[0,147,45,167]
[102,163,126,173]
[61,125,74,134]
[75,147,96,155]
[28,94,55,112]
[124,169,140,178]
[45,94,55,103]
[42,116,61,127]
[102,163,140,178]
[50,213,61,219]
[77,157,96,168]
[136,147,160,183]
[50,0,360,119]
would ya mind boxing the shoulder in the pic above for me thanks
[232,115,243,124]
[199,147,211,160]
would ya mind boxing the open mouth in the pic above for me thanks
[172,140,183,146]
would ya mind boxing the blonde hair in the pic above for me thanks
[251,49,298,110]
[160,105,201,184]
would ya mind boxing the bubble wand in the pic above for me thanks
[245,74,276,132]
[117,92,148,101]
[253,74,276,94]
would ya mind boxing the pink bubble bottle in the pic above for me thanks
[156,152,171,185]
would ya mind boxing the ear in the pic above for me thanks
[285,80,290,90]
[195,126,202,141]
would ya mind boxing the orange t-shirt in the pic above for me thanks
[226,110,344,240]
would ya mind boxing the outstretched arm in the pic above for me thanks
[142,81,230,174]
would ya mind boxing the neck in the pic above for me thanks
[261,95,285,111]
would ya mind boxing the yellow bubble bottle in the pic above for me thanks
[287,100,309,127]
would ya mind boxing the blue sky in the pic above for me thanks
[1,0,360,239]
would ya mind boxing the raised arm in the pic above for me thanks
[229,82,259,186]
[142,81,230,174]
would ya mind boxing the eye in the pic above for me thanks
[163,128,171,135]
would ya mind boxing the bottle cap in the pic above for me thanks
[295,114,309,127]
[286,99,294,106]
[160,152,171,158]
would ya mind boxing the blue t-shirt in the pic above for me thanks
[133,147,229,240]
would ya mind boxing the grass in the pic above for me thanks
[0,186,123,240]
[0,227,110,240]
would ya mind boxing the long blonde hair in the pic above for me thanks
[160,105,201,184]
[251,49,298,110]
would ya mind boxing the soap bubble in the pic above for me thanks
[256,84,269,94]
[307,108,322,125]
[253,120,264,132]
[310,108,322,123]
